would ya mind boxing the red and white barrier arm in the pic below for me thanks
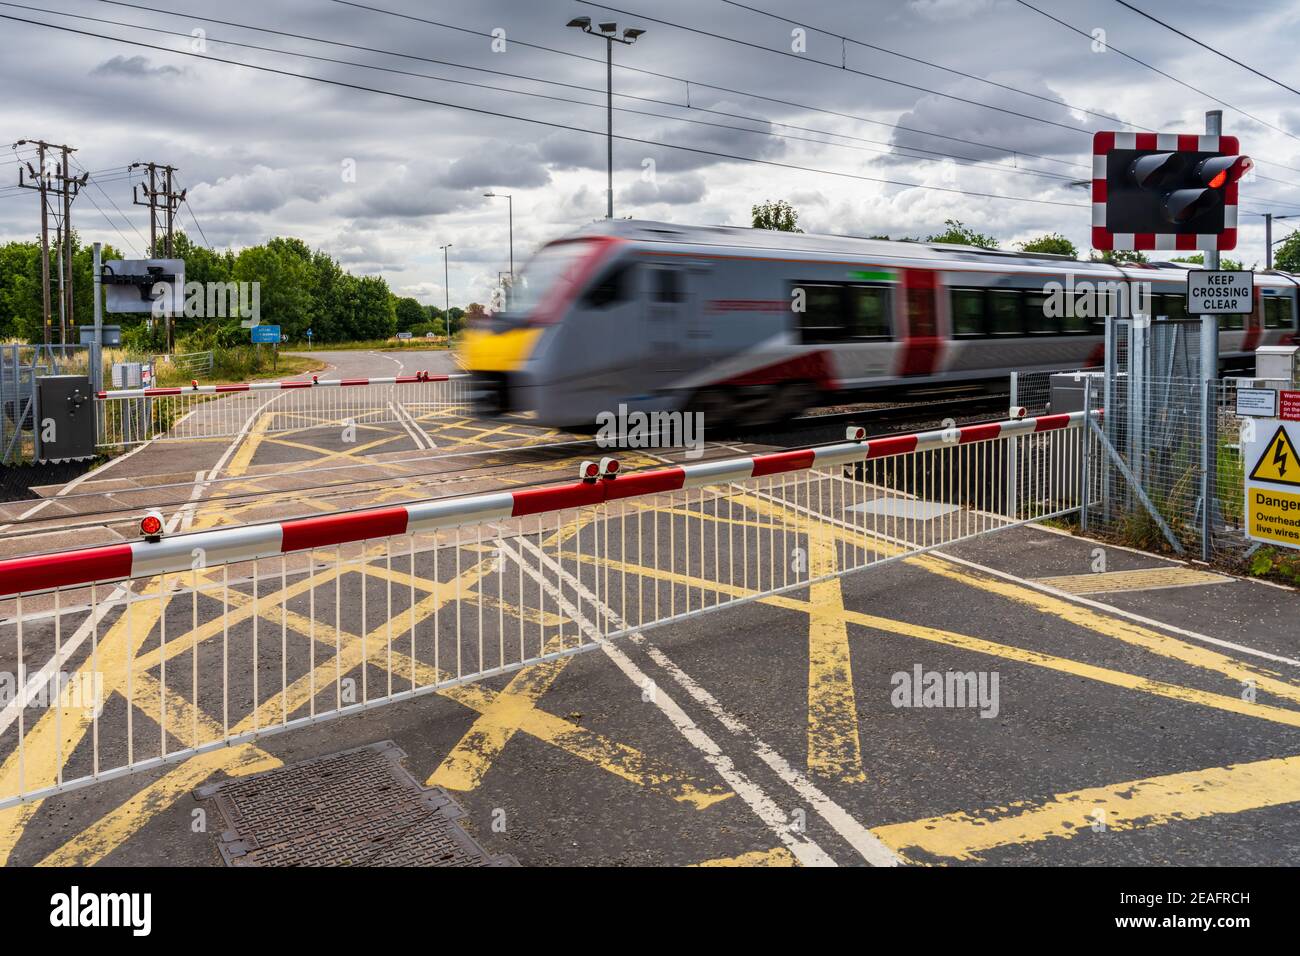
[0,411,1093,597]
[95,371,467,400]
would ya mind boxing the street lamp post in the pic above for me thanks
[439,242,452,347]
[483,191,513,277]
[566,17,645,219]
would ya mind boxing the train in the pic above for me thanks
[461,219,1299,427]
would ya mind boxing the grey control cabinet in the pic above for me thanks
[36,374,96,462]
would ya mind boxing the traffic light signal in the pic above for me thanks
[1092,132,1251,252]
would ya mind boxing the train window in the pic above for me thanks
[950,289,985,337]
[1062,297,1092,334]
[1023,292,1058,334]
[1265,297,1291,329]
[796,283,847,344]
[653,268,684,304]
[848,286,892,340]
[1154,294,1188,321]
[988,290,1022,335]
[583,262,635,309]
[1220,311,1245,331]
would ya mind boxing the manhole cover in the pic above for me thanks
[195,741,516,867]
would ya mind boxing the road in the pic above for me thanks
[0,349,1297,867]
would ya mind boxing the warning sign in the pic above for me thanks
[1248,425,1300,487]
[1246,487,1300,547]
[1245,419,1300,549]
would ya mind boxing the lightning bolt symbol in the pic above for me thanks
[1275,440,1290,477]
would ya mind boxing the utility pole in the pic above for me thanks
[483,192,514,277]
[15,139,85,346]
[440,243,453,348]
[566,18,646,219]
[131,162,186,350]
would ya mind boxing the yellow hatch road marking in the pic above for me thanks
[691,847,799,867]
[806,532,866,783]
[574,552,1300,729]
[1035,567,1233,595]
[15,521,729,865]
[875,752,1300,863]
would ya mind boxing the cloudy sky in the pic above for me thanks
[2,0,1299,306]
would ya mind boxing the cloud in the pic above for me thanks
[90,56,185,79]
[619,173,707,206]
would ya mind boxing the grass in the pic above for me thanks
[151,349,325,387]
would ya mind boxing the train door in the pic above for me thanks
[646,263,705,375]
[897,268,944,377]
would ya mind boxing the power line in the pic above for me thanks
[175,177,212,247]
[72,1,1081,179]
[71,157,149,254]
[1,12,1087,211]
[574,0,1094,135]
[23,3,1077,186]
[315,0,1086,168]
[714,0,1152,132]
[1012,0,1300,152]
[1111,0,1300,98]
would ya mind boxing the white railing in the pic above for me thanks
[94,372,470,447]
[0,412,1090,808]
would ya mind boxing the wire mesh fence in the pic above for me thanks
[1080,374,1259,566]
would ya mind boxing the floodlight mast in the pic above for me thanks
[566,17,646,219]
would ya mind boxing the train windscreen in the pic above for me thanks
[505,240,598,323]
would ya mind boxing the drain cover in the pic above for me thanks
[195,741,516,867]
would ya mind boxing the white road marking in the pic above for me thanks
[498,537,836,867]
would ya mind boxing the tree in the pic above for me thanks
[1170,253,1246,271]
[1091,249,1149,265]
[1019,233,1078,258]
[463,302,487,328]
[394,296,425,333]
[752,199,803,233]
[926,219,997,249]
[1276,231,1300,273]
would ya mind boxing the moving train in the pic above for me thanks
[461,219,1299,427]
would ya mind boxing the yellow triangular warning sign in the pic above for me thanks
[1249,426,1300,487]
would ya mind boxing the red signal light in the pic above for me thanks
[139,511,164,540]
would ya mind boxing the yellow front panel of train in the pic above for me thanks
[460,327,543,373]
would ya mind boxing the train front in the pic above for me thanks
[460,234,619,425]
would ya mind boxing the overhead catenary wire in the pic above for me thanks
[714,0,1154,132]
[10,2,1080,186]
[1111,0,1300,99]
[101,0,1088,172]
[1012,0,1300,154]
[0,12,1089,211]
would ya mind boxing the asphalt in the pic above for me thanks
[0,349,1297,868]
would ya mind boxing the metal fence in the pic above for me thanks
[0,411,1089,807]
[95,373,470,447]
[1081,374,1256,565]
[168,350,214,376]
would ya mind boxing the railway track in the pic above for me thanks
[0,392,1012,549]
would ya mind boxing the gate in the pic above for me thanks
[0,411,1091,808]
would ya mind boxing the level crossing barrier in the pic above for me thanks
[94,372,470,447]
[0,410,1092,808]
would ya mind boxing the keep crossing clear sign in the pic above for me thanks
[1187,270,1253,315]
[1243,418,1300,549]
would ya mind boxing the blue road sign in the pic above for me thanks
[251,325,281,343]
[306,328,314,340]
